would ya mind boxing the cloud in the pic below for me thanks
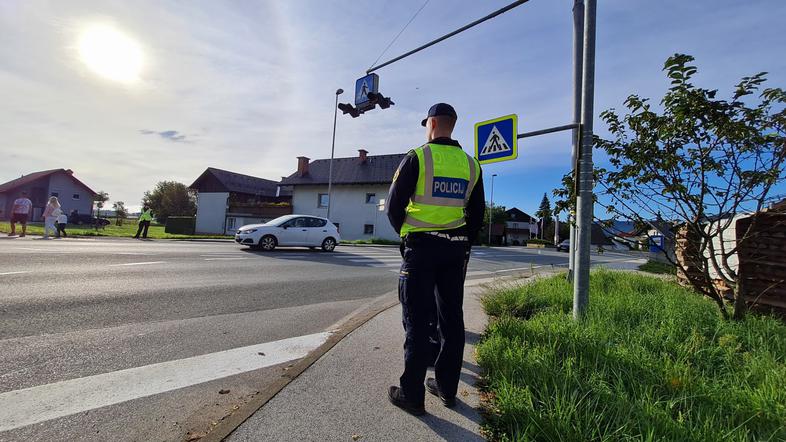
[139,129,191,143]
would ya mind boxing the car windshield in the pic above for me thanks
[263,215,297,227]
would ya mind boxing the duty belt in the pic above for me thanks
[423,231,468,242]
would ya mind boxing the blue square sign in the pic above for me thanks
[355,73,379,108]
[474,114,518,165]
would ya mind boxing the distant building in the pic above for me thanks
[505,208,539,245]
[279,149,406,241]
[0,169,97,220]
[189,168,292,235]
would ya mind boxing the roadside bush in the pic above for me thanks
[477,270,786,441]
[639,259,677,275]
[524,238,553,246]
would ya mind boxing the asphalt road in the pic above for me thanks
[0,236,645,441]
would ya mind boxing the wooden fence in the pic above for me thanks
[736,212,786,309]
[675,212,786,310]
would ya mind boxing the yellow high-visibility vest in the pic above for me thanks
[139,209,153,222]
[400,143,480,237]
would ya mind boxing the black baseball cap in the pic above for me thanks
[421,103,457,127]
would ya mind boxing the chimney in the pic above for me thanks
[65,169,74,174]
[358,149,368,163]
[297,156,310,176]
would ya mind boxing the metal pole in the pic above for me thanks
[568,0,584,282]
[488,173,497,245]
[573,0,596,320]
[326,88,343,220]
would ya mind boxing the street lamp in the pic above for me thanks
[326,88,343,220]
[488,173,497,246]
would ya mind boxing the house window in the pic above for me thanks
[364,224,374,235]
[512,222,519,229]
[226,217,236,230]
[318,193,329,208]
[51,192,59,197]
[365,193,376,204]
[72,193,80,200]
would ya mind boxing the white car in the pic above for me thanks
[234,215,340,252]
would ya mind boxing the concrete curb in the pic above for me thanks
[200,291,400,442]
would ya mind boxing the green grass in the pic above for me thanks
[477,270,786,441]
[639,259,677,275]
[340,237,400,245]
[0,221,230,240]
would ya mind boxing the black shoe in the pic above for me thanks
[388,386,425,416]
[426,378,456,408]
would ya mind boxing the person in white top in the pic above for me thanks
[56,210,68,238]
[9,191,33,237]
[42,196,61,239]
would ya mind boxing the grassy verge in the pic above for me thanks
[477,269,786,441]
[340,238,400,245]
[0,222,231,240]
[639,259,677,275]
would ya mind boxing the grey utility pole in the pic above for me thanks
[326,88,344,221]
[568,0,584,282]
[573,0,596,319]
[488,173,497,245]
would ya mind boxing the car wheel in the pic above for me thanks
[259,235,277,251]
[321,237,336,252]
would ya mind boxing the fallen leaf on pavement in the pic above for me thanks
[351,434,362,440]
[219,389,230,395]
[258,352,265,356]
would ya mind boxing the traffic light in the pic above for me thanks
[338,102,360,118]
[367,91,394,109]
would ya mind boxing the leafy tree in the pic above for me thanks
[112,201,128,226]
[535,193,552,239]
[480,204,508,245]
[93,191,109,216]
[142,181,196,223]
[556,54,786,319]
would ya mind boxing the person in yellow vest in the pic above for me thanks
[386,103,486,415]
[133,205,153,239]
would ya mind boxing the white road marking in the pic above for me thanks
[0,331,331,432]
[203,257,251,261]
[108,261,166,267]
[0,271,32,276]
[116,252,150,256]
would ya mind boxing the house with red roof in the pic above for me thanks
[0,169,98,221]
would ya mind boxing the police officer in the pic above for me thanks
[133,205,153,239]
[387,103,485,415]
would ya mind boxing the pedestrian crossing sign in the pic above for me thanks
[474,114,518,165]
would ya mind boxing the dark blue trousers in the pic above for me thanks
[398,235,467,403]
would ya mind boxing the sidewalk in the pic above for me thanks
[225,282,495,442]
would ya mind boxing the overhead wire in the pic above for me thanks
[368,0,431,71]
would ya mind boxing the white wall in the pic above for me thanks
[292,184,399,241]
[704,215,743,280]
[48,173,94,216]
[195,192,229,234]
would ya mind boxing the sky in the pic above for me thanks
[1,0,785,215]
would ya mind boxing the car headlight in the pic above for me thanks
[239,228,257,234]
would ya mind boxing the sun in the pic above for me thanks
[78,24,143,83]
